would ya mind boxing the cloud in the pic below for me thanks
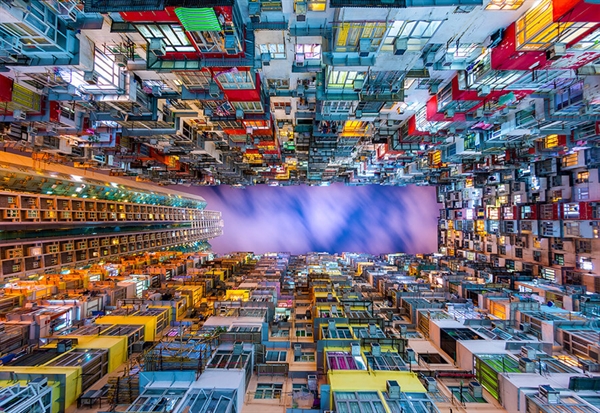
[181,184,440,255]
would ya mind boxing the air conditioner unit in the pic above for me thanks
[308,375,317,391]
[236,109,244,119]
[539,385,560,404]
[114,54,128,68]
[424,377,438,392]
[353,79,364,92]
[83,71,98,85]
[519,322,531,333]
[359,38,371,57]
[519,357,536,373]
[295,0,307,13]
[149,38,167,57]
[261,53,271,66]
[209,81,220,98]
[225,35,238,55]
[424,52,436,67]
[32,261,40,268]
[371,342,381,356]
[29,247,42,256]
[294,344,302,357]
[350,342,361,356]
[355,110,363,118]
[445,109,455,118]
[12,109,26,120]
[296,14,306,21]
[249,1,261,20]
[428,83,439,95]
[469,381,482,398]
[386,380,401,399]
[546,44,566,61]
[394,38,408,55]
[295,53,306,67]
[477,85,491,97]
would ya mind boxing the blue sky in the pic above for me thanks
[185,184,440,255]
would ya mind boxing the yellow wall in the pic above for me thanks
[225,289,249,301]
[48,335,127,373]
[327,370,426,393]
[74,336,128,373]
[95,315,157,341]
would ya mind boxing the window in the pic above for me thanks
[579,257,593,271]
[565,222,580,236]
[533,251,541,262]
[323,101,354,114]
[554,253,564,266]
[254,383,283,399]
[267,79,289,89]
[260,43,286,59]
[272,101,291,110]
[381,20,442,53]
[232,101,264,113]
[187,31,227,53]
[5,210,18,218]
[486,0,524,10]
[296,44,321,60]
[175,71,212,89]
[292,383,309,392]
[261,0,282,11]
[294,351,315,362]
[515,0,596,51]
[93,48,121,89]
[335,22,386,52]
[327,69,366,90]
[577,240,592,253]
[563,203,580,219]
[334,392,385,413]
[576,171,589,183]
[343,120,369,136]
[577,187,590,200]
[295,0,326,12]
[463,133,477,150]
[541,268,556,282]
[266,351,287,362]
[216,71,255,89]
[515,248,523,258]
[571,29,600,51]
[295,325,313,337]
[271,329,289,337]
[136,24,196,53]
[562,153,579,168]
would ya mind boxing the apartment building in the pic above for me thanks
[0,152,223,279]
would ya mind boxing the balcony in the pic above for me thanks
[329,0,481,7]
[84,0,234,12]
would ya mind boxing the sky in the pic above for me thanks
[183,184,441,255]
